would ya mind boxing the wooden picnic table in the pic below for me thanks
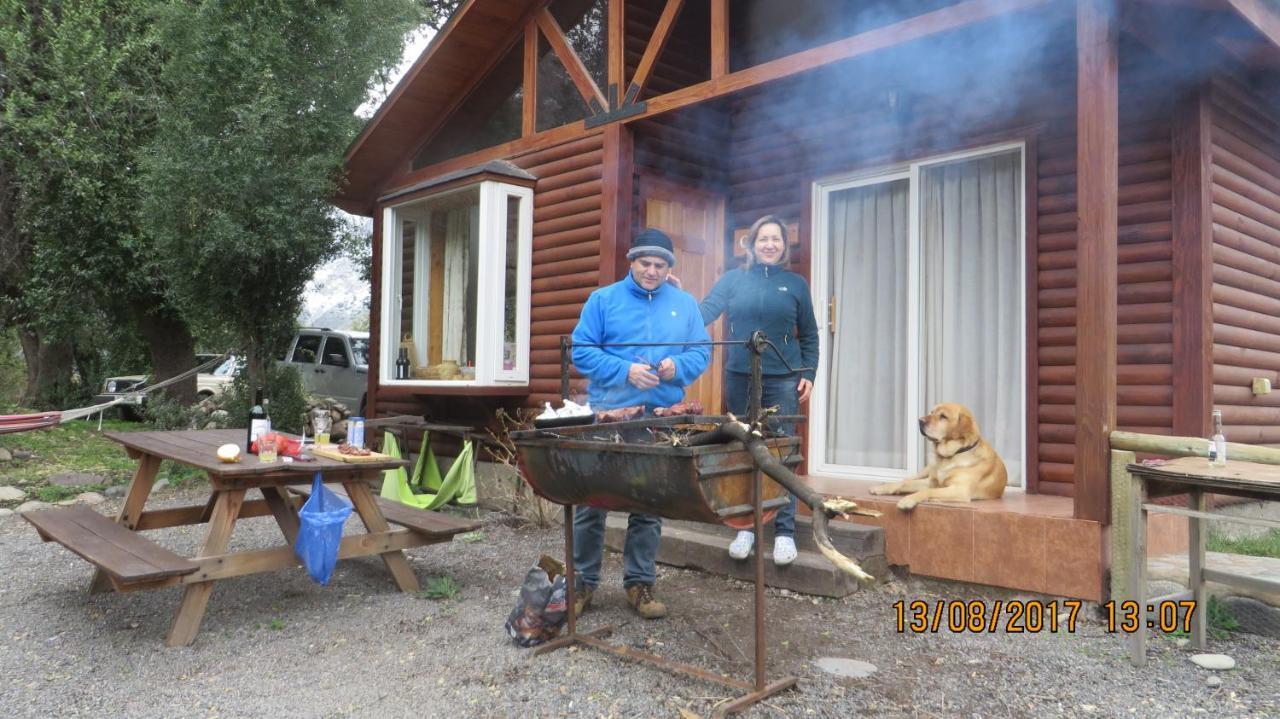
[1125,456,1280,666]
[22,428,480,647]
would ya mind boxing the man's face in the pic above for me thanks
[630,255,671,291]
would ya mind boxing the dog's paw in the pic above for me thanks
[869,484,895,496]
[897,497,919,511]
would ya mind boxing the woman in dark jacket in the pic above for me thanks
[699,214,819,566]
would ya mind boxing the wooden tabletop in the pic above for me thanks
[1128,456,1280,495]
[104,428,407,477]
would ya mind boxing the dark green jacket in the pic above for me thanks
[699,264,819,381]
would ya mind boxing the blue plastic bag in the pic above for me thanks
[295,472,353,585]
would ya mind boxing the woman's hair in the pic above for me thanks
[740,214,790,268]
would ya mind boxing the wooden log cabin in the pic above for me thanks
[336,0,1280,601]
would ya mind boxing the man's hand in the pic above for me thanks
[628,362,660,390]
[656,358,676,381]
[797,378,814,403]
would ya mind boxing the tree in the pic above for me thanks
[0,0,198,407]
[141,0,425,387]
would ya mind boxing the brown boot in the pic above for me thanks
[625,583,668,619]
[573,587,593,618]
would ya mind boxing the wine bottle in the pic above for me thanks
[396,347,410,380]
[248,389,270,453]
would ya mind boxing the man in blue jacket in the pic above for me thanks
[570,228,710,620]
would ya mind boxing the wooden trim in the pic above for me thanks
[608,0,625,101]
[630,0,686,100]
[600,123,634,285]
[382,124,598,201]
[1024,133,1040,494]
[536,7,608,112]
[524,21,539,137]
[380,171,532,208]
[376,384,531,399]
[1171,86,1214,438]
[630,0,1053,124]
[368,209,383,417]
[1074,0,1119,524]
[711,0,729,78]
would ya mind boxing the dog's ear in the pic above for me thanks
[955,409,980,445]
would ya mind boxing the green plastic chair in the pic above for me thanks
[380,430,476,510]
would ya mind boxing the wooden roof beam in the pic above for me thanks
[629,0,1056,124]
[626,0,685,104]
[536,7,608,114]
[1221,0,1280,51]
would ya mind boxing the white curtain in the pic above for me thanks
[442,206,472,363]
[826,179,910,468]
[920,151,1023,486]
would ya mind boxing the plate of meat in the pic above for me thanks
[311,443,394,463]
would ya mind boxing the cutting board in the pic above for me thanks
[310,445,395,464]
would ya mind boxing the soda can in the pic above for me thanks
[349,416,365,448]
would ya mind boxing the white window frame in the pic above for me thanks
[808,141,1026,487]
[378,180,534,387]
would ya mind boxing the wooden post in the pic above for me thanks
[608,0,625,104]
[1188,489,1207,649]
[1128,468,1148,666]
[1073,0,1119,524]
[367,208,382,420]
[711,0,729,78]
[600,123,634,285]
[1108,449,1136,604]
[1170,86,1214,439]
[524,21,539,136]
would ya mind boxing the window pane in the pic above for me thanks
[825,179,910,469]
[320,338,350,368]
[291,335,322,364]
[503,195,521,371]
[392,187,481,380]
[920,150,1023,485]
[627,0,709,100]
[412,39,524,169]
[349,338,368,367]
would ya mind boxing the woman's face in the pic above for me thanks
[753,223,786,266]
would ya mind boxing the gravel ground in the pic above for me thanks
[1,486,1277,719]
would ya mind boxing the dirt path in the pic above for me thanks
[0,487,1276,718]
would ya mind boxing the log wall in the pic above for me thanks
[1208,79,1280,444]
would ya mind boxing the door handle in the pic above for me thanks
[315,368,325,374]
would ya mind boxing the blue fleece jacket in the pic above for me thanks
[571,275,711,410]
[699,263,819,381]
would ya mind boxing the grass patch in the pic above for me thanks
[1168,595,1240,640]
[419,575,461,601]
[456,531,485,544]
[1207,528,1280,559]
[0,416,162,493]
[269,618,285,631]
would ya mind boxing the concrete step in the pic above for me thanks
[604,514,886,598]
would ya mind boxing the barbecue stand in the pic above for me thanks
[511,332,830,717]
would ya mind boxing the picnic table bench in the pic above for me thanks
[22,428,480,647]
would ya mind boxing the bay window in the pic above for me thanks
[380,180,533,387]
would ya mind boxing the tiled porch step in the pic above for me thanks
[604,514,887,598]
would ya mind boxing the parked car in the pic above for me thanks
[96,354,240,420]
[279,328,369,414]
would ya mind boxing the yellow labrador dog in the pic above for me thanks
[869,402,1008,511]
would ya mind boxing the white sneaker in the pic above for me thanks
[728,530,755,560]
[773,536,798,566]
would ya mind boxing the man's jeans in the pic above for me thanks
[724,371,800,538]
[573,506,662,589]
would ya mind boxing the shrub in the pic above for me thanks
[222,363,310,434]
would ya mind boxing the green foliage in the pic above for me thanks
[141,0,425,369]
[268,618,285,631]
[144,392,200,431]
[419,575,461,601]
[1207,595,1240,636]
[0,329,26,406]
[1208,529,1280,559]
[0,417,145,489]
[223,363,310,435]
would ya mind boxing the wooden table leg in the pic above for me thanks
[90,454,162,594]
[1128,474,1149,666]
[166,489,246,647]
[344,478,420,592]
[261,486,301,546]
[1188,489,1207,649]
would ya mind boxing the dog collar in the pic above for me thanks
[942,440,980,458]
